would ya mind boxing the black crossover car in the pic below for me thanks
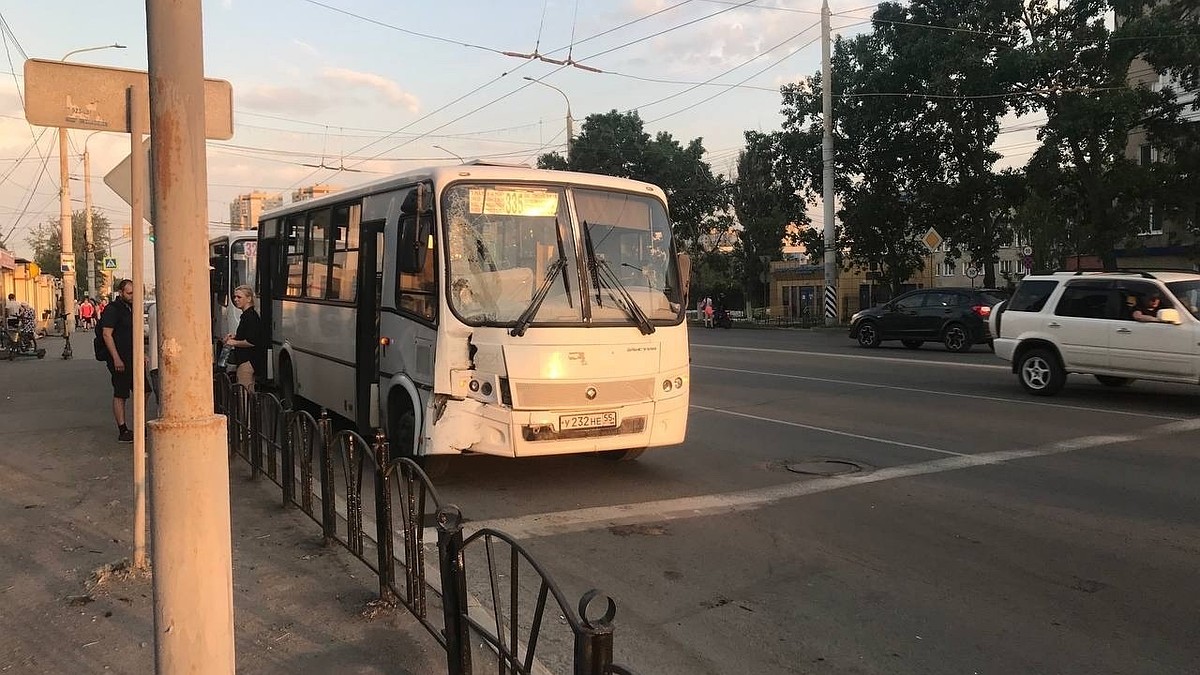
[849,287,1007,352]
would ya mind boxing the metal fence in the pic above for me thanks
[216,373,638,675]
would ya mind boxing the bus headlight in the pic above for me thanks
[673,377,684,390]
[662,379,673,392]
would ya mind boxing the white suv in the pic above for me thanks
[991,271,1200,396]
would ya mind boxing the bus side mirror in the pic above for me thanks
[1157,308,1182,325]
[399,215,432,274]
[398,184,433,274]
[676,252,692,305]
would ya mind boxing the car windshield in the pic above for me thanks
[1166,280,1200,319]
[442,183,683,329]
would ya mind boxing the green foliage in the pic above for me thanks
[25,209,111,299]
[537,110,729,256]
[732,130,810,303]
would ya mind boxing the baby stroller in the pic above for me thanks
[4,307,46,360]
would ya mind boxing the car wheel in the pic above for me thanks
[1094,375,1135,387]
[901,339,924,349]
[856,321,881,348]
[942,323,973,353]
[1018,348,1065,396]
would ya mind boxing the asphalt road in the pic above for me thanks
[429,327,1200,675]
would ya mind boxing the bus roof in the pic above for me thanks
[258,163,669,222]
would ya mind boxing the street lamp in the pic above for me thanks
[56,42,126,358]
[432,144,465,164]
[82,131,108,301]
[522,76,574,163]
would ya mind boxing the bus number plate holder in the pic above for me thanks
[559,411,617,431]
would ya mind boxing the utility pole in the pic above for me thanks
[84,144,95,301]
[145,0,235,671]
[821,0,838,327]
[58,128,75,357]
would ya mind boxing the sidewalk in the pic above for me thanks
[0,337,444,674]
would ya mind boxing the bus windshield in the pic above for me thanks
[443,183,681,329]
[231,238,257,292]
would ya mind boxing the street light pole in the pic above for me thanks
[83,132,103,302]
[58,43,127,357]
[432,144,465,164]
[522,76,573,163]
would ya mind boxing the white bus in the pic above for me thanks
[209,230,258,357]
[256,163,691,462]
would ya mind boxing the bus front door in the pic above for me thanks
[355,224,383,432]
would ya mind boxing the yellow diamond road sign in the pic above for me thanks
[922,227,943,252]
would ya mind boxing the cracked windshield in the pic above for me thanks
[444,184,681,328]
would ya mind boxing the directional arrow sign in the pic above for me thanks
[104,138,152,224]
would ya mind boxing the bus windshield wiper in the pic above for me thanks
[580,221,654,335]
[594,257,655,335]
[510,258,567,337]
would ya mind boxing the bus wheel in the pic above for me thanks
[599,448,645,461]
[279,359,297,410]
[417,455,451,480]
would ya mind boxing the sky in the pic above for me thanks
[0,0,1041,280]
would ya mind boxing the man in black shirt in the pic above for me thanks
[100,279,135,443]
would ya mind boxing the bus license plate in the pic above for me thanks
[559,412,617,431]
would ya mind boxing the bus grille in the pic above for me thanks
[522,416,646,441]
[513,378,655,409]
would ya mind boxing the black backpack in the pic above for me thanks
[93,331,108,362]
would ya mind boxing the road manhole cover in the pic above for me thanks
[785,459,864,477]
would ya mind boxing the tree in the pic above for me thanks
[538,110,729,256]
[777,0,1024,295]
[25,209,112,299]
[1009,0,1198,269]
[731,131,810,306]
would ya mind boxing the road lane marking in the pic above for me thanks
[692,343,1009,370]
[689,404,967,457]
[693,364,1191,421]
[467,424,1200,540]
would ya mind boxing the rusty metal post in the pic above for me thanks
[143,1,235,672]
[437,506,471,675]
[318,412,336,544]
[281,410,296,508]
[127,86,148,573]
[57,128,75,358]
[373,431,396,603]
[574,590,618,675]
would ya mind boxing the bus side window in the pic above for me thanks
[328,204,360,302]
[283,215,306,297]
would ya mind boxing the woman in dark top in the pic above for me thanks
[224,285,266,393]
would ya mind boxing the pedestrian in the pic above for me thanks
[99,279,135,443]
[223,285,265,394]
[80,297,95,330]
[4,293,19,319]
[703,301,714,328]
[146,301,160,415]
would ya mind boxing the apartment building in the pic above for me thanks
[228,191,283,231]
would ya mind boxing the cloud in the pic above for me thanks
[317,68,421,114]
[238,85,336,114]
[292,39,320,58]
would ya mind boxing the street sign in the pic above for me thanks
[1021,245,1033,257]
[922,227,943,252]
[60,252,75,273]
[105,138,152,223]
[22,59,233,139]
[965,266,979,279]
[104,257,118,270]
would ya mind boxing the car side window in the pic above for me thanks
[926,292,960,308]
[1008,280,1057,312]
[1117,281,1171,321]
[894,294,924,311]
[1054,282,1117,319]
